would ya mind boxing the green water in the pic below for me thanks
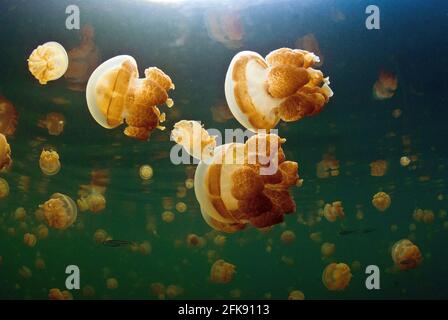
[0,0,448,299]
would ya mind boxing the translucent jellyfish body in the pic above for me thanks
[225,48,333,131]
[295,33,324,66]
[323,201,345,222]
[65,25,101,92]
[210,259,236,284]
[322,262,352,291]
[373,70,397,100]
[86,55,174,140]
[372,192,391,212]
[171,120,216,161]
[38,113,65,136]
[39,149,61,176]
[194,133,298,232]
[28,42,68,85]
[204,9,244,49]
[0,133,12,172]
[391,239,422,270]
[0,96,18,136]
[370,160,388,177]
[0,178,9,198]
[77,184,106,213]
[288,290,305,300]
[40,193,77,230]
[139,164,153,180]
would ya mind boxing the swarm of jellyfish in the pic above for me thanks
[86,55,174,140]
[225,47,333,131]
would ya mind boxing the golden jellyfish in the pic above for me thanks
[40,193,77,230]
[139,241,152,255]
[65,25,101,92]
[0,96,18,136]
[18,266,32,279]
[166,285,184,299]
[316,158,339,178]
[106,277,119,290]
[23,233,37,248]
[210,259,236,284]
[323,201,345,222]
[28,42,68,85]
[161,210,175,223]
[225,48,333,131]
[322,262,352,291]
[0,178,9,198]
[185,178,194,189]
[86,55,174,140]
[93,229,108,244]
[14,207,26,221]
[391,239,422,271]
[86,193,106,213]
[288,290,305,300]
[372,192,391,212]
[186,233,201,247]
[48,288,73,300]
[82,285,95,298]
[310,232,322,243]
[280,230,296,245]
[295,33,324,66]
[77,184,106,213]
[39,149,61,176]
[370,160,388,177]
[204,9,244,49]
[175,202,187,213]
[321,242,336,258]
[214,235,227,247]
[211,103,234,123]
[36,224,49,239]
[400,156,411,167]
[373,70,398,100]
[179,127,299,233]
[0,133,12,172]
[171,120,216,161]
[38,112,65,136]
[139,164,153,180]
[150,282,166,299]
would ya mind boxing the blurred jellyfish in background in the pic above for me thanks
[38,112,65,136]
[39,193,77,230]
[370,160,388,177]
[23,233,37,248]
[288,290,305,300]
[321,242,336,258]
[65,25,101,92]
[0,96,18,136]
[211,102,234,123]
[48,288,73,300]
[391,239,422,271]
[322,262,352,291]
[28,42,68,85]
[204,8,244,49]
[106,278,119,290]
[0,178,9,198]
[39,148,61,176]
[295,33,324,66]
[372,192,391,212]
[373,70,398,100]
[280,230,296,245]
[210,259,236,284]
[323,201,345,222]
[139,164,153,180]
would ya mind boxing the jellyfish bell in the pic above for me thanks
[40,193,77,230]
[39,149,61,176]
[0,133,12,172]
[391,239,422,270]
[0,96,18,136]
[86,55,174,140]
[225,48,333,132]
[28,42,68,85]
